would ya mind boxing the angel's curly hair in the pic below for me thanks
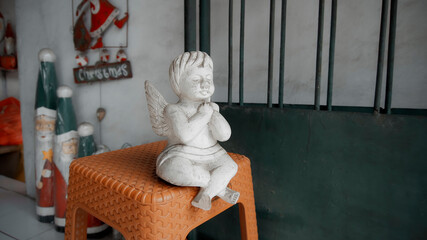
[169,51,213,96]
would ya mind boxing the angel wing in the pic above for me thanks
[144,80,170,136]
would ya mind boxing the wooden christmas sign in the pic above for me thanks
[73,60,132,84]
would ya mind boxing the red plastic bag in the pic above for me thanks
[0,97,22,145]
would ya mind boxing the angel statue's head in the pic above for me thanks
[169,51,214,102]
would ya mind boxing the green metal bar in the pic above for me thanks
[326,0,337,111]
[228,0,233,105]
[314,0,325,110]
[184,0,197,52]
[278,0,287,109]
[385,0,398,114]
[239,0,245,106]
[374,0,389,113]
[267,0,275,108]
[200,0,211,54]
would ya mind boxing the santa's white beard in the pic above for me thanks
[35,131,54,183]
[36,131,54,142]
[54,152,76,186]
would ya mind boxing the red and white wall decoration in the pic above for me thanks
[72,0,132,84]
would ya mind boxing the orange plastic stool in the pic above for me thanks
[65,141,258,240]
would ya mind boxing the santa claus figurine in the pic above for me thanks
[34,49,58,223]
[99,48,109,63]
[53,85,79,232]
[1,22,17,69]
[116,49,127,62]
[76,0,128,49]
[77,122,110,237]
[75,53,89,67]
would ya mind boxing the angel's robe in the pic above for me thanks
[156,143,227,168]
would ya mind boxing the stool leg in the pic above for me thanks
[238,199,258,240]
[65,205,88,240]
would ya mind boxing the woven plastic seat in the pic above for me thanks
[64,141,258,240]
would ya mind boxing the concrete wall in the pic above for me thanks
[0,0,19,100]
[210,0,427,108]
[15,0,427,197]
[16,0,183,197]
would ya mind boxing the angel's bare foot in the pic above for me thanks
[192,192,211,210]
[218,187,240,204]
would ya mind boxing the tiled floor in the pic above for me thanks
[0,176,121,240]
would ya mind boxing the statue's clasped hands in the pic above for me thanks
[197,102,218,118]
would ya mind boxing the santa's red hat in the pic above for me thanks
[89,0,119,38]
[0,12,5,41]
[5,22,14,39]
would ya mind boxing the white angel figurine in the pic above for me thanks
[145,51,240,210]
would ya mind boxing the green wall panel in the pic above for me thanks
[193,105,427,240]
